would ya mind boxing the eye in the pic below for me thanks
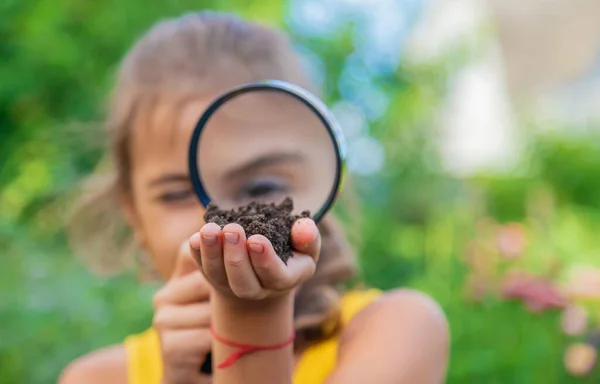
[235,178,289,203]
[157,190,194,203]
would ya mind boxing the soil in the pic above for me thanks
[203,197,311,263]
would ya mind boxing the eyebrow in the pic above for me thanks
[225,152,305,179]
[147,173,190,188]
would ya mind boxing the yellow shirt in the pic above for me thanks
[124,289,381,384]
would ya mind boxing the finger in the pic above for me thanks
[172,240,203,279]
[248,234,316,291]
[153,303,211,330]
[290,218,321,263]
[153,271,210,307]
[222,223,263,299]
[284,252,317,286]
[197,222,228,287]
[189,231,203,266]
[160,328,211,366]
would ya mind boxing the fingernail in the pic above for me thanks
[224,232,239,245]
[190,233,202,249]
[296,219,318,248]
[299,218,317,231]
[202,234,217,246]
[248,243,264,254]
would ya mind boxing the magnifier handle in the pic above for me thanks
[200,351,213,375]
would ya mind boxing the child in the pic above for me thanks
[59,12,449,384]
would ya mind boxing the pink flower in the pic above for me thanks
[502,270,567,312]
[496,223,527,260]
[563,266,600,301]
[564,342,597,377]
[561,305,588,336]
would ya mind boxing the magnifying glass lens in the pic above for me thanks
[195,89,338,217]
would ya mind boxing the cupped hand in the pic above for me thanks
[189,218,320,303]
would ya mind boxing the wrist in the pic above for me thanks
[211,292,294,344]
[212,290,294,312]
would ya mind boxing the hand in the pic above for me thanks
[189,218,320,304]
[153,241,212,384]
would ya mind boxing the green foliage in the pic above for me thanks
[3,1,600,383]
[534,135,600,211]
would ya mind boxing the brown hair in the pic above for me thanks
[68,11,358,350]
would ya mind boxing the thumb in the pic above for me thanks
[291,218,321,262]
[171,239,201,279]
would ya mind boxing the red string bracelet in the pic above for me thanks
[210,326,295,369]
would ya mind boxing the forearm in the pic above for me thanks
[211,293,295,384]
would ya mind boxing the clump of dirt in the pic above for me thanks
[203,197,311,263]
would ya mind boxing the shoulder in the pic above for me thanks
[344,289,449,340]
[344,288,448,343]
[368,288,447,326]
[58,344,128,384]
[332,289,449,383]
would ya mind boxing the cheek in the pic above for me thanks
[139,203,206,278]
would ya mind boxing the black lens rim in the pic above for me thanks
[187,79,347,223]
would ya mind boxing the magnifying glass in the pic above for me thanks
[188,79,347,374]
[188,79,347,223]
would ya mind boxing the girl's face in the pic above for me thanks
[125,95,336,280]
[126,99,209,279]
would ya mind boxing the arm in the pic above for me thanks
[58,345,127,384]
[326,289,449,384]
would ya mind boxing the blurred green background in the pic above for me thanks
[2,0,600,383]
